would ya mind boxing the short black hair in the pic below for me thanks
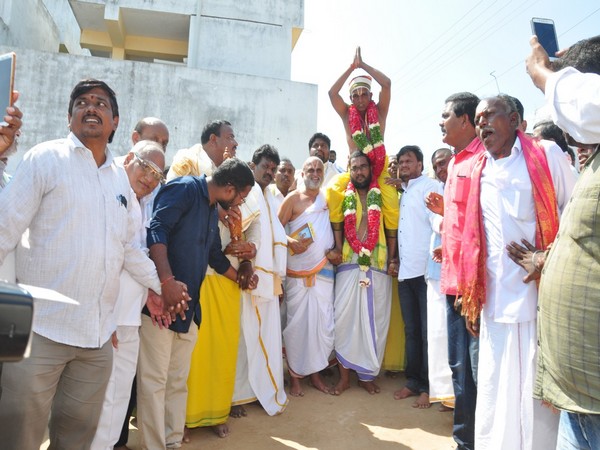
[444,92,479,127]
[431,147,453,163]
[252,144,281,166]
[396,145,424,164]
[507,96,525,122]
[212,158,255,191]
[349,150,370,166]
[308,132,331,151]
[533,120,572,154]
[201,120,232,145]
[553,35,600,75]
[279,157,295,168]
[68,79,119,143]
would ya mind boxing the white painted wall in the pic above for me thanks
[2,47,317,171]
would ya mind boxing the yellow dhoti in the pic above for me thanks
[185,274,241,427]
[382,278,406,371]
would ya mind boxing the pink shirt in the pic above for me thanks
[440,137,485,295]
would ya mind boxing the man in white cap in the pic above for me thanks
[329,47,391,152]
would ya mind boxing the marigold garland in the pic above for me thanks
[343,100,386,271]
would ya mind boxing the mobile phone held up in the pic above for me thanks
[531,18,559,61]
[0,52,16,126]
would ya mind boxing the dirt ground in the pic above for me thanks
[119,371,455,450]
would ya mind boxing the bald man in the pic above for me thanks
[278,157,335,397]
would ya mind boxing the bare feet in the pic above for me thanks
[212,423,230,438]
[438,403,453,412]
[289,376,305,397]
[412,392,431,409]
[229,405,247,418]
[393,386,417,400]
[385,370,402,379]
[358,380,381,395]
[309,373,331,394]
[182,426,191,443]
[331,378,350,396]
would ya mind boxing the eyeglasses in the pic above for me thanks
[229,184,246,205]
[134,152,165,184]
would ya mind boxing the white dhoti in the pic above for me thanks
[426,278,454,403]
[91,325,139,450]
[284,265,335,377]
[231,183,288,416]
[232,293,288,415]
[334,263,392,381]
[283,192,335,377]
[475,314,558,450]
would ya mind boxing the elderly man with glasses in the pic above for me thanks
[91,139,168,450]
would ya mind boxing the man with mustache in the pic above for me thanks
[328,151,399,396]
[426,92,483,450]
[231,144,288,416]
[278,156,336,397]
[269,157,295,208]
[0,79,165,449]
[459,95,575,449]
[167,119,238,181]
[295,133,343,192]
[393,145,443,409]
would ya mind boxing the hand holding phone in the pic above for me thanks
[531,18,559,61]
[0,52,16,126]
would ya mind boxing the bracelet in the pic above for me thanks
[531,251,544,272]
[161,275,175,286]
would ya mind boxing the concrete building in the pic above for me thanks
[0,0,315,168]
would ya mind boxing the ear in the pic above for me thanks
[509,112,519,128]
[132,131,140,145]
[112,115,120,131]
[249,161,256,170]
[124,151,135,166]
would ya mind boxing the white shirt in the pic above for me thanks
[113,157,154,327]
[397,174,443,280]
[0,133,160,348]
[480,137,575,323]
[546,67,600,145]
[267,183,285,212]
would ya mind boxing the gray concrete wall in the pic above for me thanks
[0,0,61,53]
[2,46,317,171]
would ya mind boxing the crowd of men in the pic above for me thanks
[0,34,597,450]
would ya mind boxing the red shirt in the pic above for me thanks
[440,137,485,295]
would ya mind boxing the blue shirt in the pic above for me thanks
[146,175,231,333]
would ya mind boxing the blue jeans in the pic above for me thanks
[447,295,479,450]
[398,275,428,394]
[557,410,600,450]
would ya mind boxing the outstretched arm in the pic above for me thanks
[328,64,354,119]
[526,36,554,93]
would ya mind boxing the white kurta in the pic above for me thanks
[475,137,575,450]
[283,192,334,377]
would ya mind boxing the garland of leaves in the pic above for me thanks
[342,100,386,271]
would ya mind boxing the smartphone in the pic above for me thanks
[0,52,16,126]
[531,18,559,61]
